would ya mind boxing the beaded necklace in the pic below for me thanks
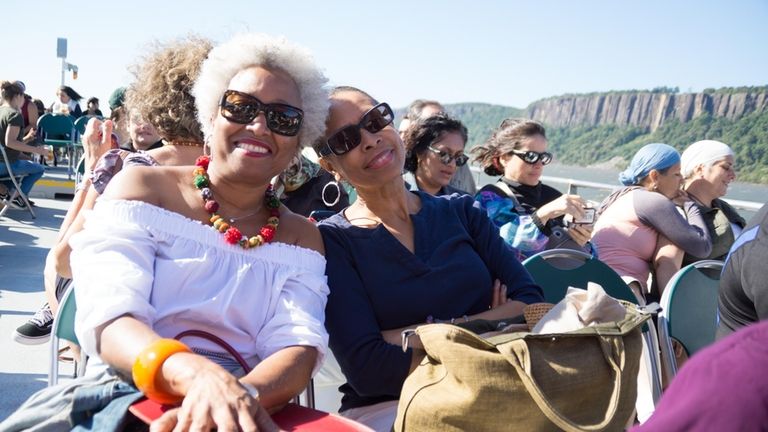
[193,156,280,249]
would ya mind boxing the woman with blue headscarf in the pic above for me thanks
[591,143,712,300]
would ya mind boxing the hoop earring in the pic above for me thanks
[322,181,342,207]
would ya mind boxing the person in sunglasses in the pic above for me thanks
[3,33,332,432]
[472,118,593,260]
[402,113,471,196]
[313,87,543,431]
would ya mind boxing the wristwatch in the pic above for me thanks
[241,382,260,400]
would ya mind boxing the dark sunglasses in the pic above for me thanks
[219,90,304,137]
[427,146,469,166]
[316,103,394,156]
[511,149,553,165]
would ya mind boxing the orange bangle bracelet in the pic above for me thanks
[132,338,192,405]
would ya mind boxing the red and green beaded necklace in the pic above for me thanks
[193,156,280,249]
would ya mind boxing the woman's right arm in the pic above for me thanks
[321,226,417,396]
[4,124,47,156]
[635,190,712,258]
[73,169,269,431]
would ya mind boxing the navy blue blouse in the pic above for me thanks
[319,191,543,411]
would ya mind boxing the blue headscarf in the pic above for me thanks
[618,143,680,186]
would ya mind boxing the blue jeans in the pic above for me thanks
[0,159,45,196]
[0,370,145,431]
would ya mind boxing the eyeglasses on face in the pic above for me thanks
[427,146,469,166]
[315,103,394,157]
[219,90,304,137]
[511,149,553,165]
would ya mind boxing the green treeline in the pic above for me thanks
[543,110,768,183]
[432,88,768,184]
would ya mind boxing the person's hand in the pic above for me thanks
[23,128,36,142]
[491,279,508,309]
[150,364,281,432]
[566,224,593,246]
[536,194,586,224]
[33,145,49,157]
[670,189,689,207]
[150,400,281,432]
[83,118,114,171]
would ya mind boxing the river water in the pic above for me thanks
[474,164,766,220]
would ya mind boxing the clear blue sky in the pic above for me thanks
[4,0,767,112]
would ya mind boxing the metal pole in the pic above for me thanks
[61,57,66,86]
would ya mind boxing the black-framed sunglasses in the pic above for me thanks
[219,90,304,137]
[315,103,394,157]
[427,146,469,166]
[511,149,553,165]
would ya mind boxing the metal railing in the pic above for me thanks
[470,167,764,213]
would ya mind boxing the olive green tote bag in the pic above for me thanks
[395,305,649,432]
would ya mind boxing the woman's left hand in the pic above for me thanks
[566,224,593,246]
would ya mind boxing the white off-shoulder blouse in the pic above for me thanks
[69,199,329,374]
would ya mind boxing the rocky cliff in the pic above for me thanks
[527,89,768,132]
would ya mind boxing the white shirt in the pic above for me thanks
[69,200,329,374]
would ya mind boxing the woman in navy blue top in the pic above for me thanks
[313,86,543,431]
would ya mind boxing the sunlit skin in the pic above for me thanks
[685,156,736,206]
[414,131,465,195]
[499,134,547,186]
[319,91,405,192]
[57,91,70,104]
[128,113,162,150]
[498,133,590,243]
[653,163,684,199]
[207,66,303,188]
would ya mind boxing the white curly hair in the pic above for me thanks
[193,33,329,148]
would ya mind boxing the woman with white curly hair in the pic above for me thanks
[2,33,332,432]
[680,140,745,265]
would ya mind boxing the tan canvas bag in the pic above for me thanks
[395,304,648,432]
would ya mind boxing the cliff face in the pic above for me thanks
[527,91,768,131]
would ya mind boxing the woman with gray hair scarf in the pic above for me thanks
[680,140,745,265]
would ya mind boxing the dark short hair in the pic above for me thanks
[329,86,379,105]
[87,97,99,105]
[404,99,444,121]
[403,113,468,173]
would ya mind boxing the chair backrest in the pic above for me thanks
[522,249,639,304]
[37,113,75,142]
[55,284,79,344]
[73,115,91,138]
[659,260,723,357]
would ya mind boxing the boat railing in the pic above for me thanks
[470,167,764,213]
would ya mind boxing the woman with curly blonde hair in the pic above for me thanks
[38,35,213,321]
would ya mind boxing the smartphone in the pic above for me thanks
[565,207,596,226]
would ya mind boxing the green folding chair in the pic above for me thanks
[523,248,663,410]
[658,260,723,379]
[36,113,76,179]
[48,283,86,386]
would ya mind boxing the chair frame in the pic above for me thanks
[36,113,76,179]
[523,248,663,407]
[658,259,724,379]
[0,144,36,219]
[48,283,85,386]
